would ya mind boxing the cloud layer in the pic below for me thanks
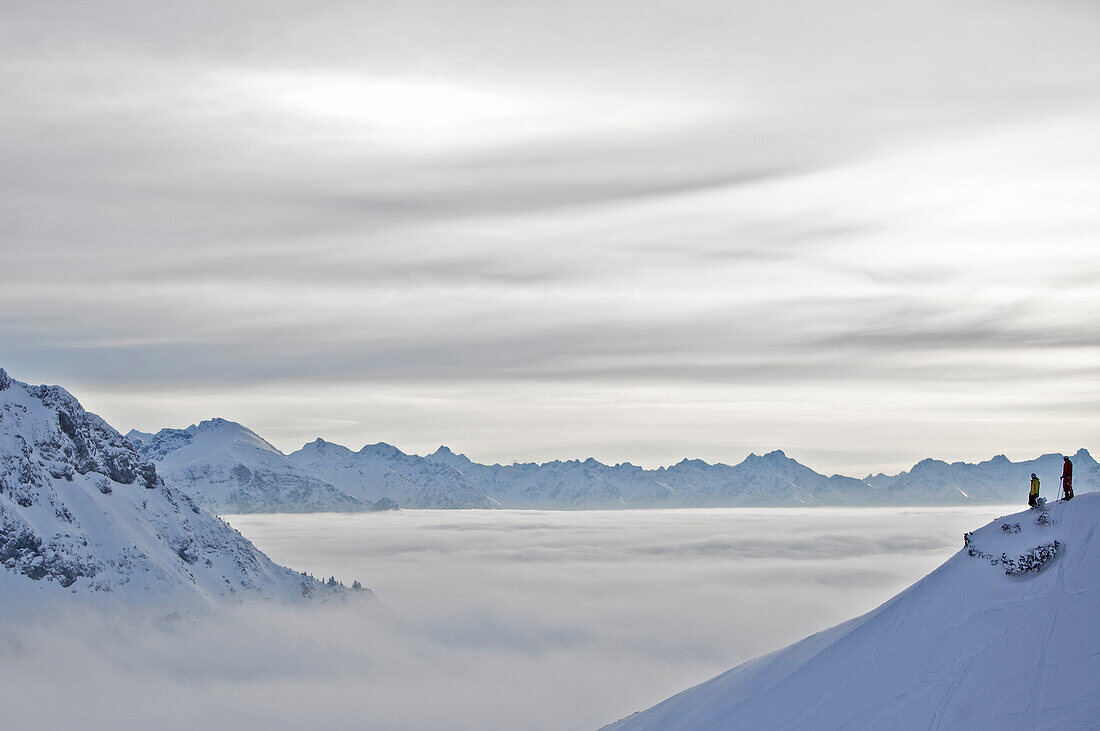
[2,1,1098,473]
[1,505,1013,729]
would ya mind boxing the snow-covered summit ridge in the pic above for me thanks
[284,435,1095,509]
[133,417,285,462]
[0,369,354,606]
[136,408,1096,510]
[131,418,365,514]
[603,493,1100,729]
[872,449,1095,503]
[288,438,496,509]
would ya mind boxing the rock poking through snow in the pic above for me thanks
[0,368,361,607]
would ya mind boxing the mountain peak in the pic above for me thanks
[427,445,475,469]
[431,444,471,460]
[174,418,277,453]
[359,442,405,459]
[195,417,244,431]
[740,449,791,466]
[295,437,354,455]
[125,428,155,446]
[0,370,351,603]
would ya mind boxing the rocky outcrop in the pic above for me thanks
[0,368,358,604]
[368,496,399,511]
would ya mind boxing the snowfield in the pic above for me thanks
[603,493,1100,730]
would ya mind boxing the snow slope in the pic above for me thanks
[0,368,347,607]
[603,493,1100,730]
[130,420,365,514]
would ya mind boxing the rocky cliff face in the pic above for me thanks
[0,368,350,606]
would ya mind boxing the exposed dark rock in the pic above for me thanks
[369,496,400,511]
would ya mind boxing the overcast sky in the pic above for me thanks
[2,0,1098,474]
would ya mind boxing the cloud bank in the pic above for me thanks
[0,506,1013,729]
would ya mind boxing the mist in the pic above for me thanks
[0,506,1014,729]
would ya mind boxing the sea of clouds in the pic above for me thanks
[0,506,1014,729]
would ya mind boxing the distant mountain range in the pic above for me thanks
[127,418,1096,513]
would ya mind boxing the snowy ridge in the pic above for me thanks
[131,413,1097,511]
[296,439,1096,509]
[291,445,880,509]
[602,493,1100,729]
[130,420,365,514]
[868,450,1098,503]
[288,438,497,509]
[0,368,350,606]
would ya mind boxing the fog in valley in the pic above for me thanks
[1,506,1012,729]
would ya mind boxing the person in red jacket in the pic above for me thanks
[1061,456,1074,501]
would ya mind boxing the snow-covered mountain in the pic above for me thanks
[603,493,1100,729]
[423,447,876,508]
[286,441,875,510]
[131,413,1096,511]
[0,368,349,606]
[867,449,1098,504]
[129,420,365,514]
[284,438,1098,509]
[656,450,876,506]
[426,446,1098,508]
[288,438,497,509]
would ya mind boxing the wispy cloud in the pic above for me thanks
[1,0,1098,474]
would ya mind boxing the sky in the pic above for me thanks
[0,505,1012,729]
[1,0,1098,475]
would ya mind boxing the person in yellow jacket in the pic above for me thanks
[1028,473,1040,507]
